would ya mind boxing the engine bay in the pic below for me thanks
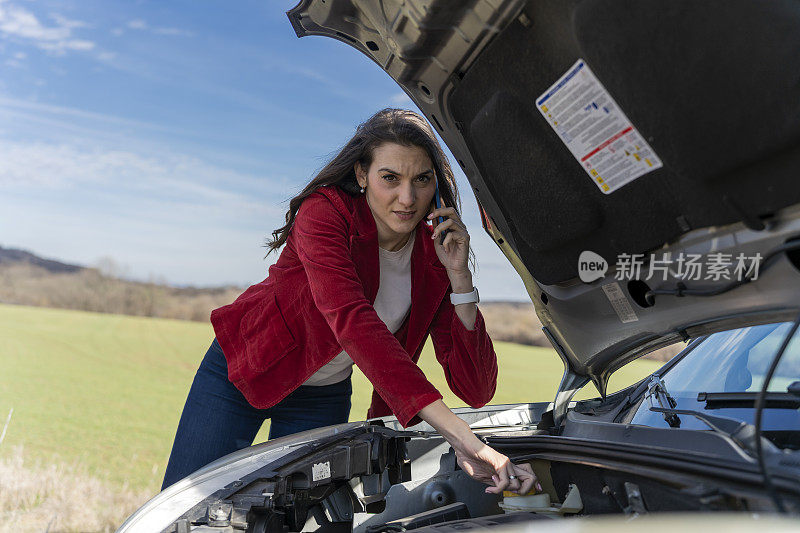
[160,418,800,533]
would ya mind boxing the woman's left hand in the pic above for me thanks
[428,206,470,275]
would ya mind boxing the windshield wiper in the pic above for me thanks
[648,404,778,456]
[644,377,780,455]
[645,376,681,428]
[697,391,800,410]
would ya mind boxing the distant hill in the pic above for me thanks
[0,245,242,322]
[0,245,85,274]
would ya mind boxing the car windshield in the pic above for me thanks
[630,322,800,443]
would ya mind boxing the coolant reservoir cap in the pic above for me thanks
[499,492,551,510]
[502,489,540,498]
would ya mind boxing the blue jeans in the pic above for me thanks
[162,338,352,490]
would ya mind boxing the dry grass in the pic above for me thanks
[0,263,241,322]
[480,302,550,347]
[0,446,152,533]
[643,343,686,362]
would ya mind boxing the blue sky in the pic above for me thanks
[0,0,528,300]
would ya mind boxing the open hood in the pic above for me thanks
[287,0,800,409]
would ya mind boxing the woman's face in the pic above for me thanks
[355,142,436,250]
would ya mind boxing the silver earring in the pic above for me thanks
[360,186,365,194]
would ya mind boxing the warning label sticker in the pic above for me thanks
[601,282,639,324]
[312,461,331,482]
[536,59,663,194]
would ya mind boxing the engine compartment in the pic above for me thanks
[165,418,800,533]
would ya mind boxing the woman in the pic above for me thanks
[162,109,539,495]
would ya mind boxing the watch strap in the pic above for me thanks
[450,287,479,305]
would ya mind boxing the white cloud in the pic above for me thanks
[0,96,330,159]
[126,18,147,30]
[0,140,282,213]
[41,39,93,52]
[153,26,193,37]
[0,140,288,286]
[0,0,95,54]
[50,13,89,30]
[0,95,187,136]
[126,17,193,37]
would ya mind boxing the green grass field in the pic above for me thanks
[0,303,661,494]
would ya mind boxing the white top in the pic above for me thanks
[302,231,415,386]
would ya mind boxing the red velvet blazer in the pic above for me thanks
[210,185,497,428]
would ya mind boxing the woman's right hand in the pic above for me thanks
[453,434,540,495]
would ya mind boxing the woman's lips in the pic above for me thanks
[394,210,416,221]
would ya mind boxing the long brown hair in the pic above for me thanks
[266,108,463,255]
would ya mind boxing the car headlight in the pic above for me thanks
[117,422,361,533]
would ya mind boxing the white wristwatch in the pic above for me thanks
[450,287,480,305]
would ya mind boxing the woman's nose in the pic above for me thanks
[398,183,415,206]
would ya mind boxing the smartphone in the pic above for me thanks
[433,179,448,245]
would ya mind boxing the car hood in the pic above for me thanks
[287,0,800,408]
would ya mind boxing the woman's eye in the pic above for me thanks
[381,174,397,181]
[416,175,432,183]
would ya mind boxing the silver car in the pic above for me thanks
[120,1,800,531]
